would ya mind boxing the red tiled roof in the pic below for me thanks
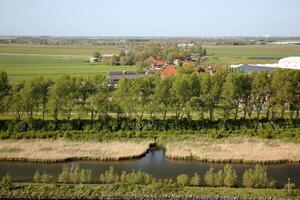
[148,56,166,66]
[160,66,177,78]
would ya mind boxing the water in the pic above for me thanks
[0,150,299,186]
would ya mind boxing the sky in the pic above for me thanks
[0,0,300,37]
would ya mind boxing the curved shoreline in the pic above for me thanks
[0,138,300,164]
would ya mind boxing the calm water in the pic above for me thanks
[0,150,299,186]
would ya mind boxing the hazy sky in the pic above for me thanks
[0,0,299,37]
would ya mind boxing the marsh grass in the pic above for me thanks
[0,139,153,162]
[160,136,300,163]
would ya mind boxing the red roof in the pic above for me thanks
[160,66,177,78]
[148,56,166,66]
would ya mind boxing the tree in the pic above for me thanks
[271,70,293,118]
[223,164,237,187]
[176,174,189,186]
[201,70,225,120]
[242,164,276,188]
[251,71,271,118]
[154,77,173,121]
[204,167,215,187]
[171,74,191,122]
[33,171,41,183]
[0,71,10,112]
[4,82,25,120]
[93,51,101,58]
[214,169,224,187]
[189,173,201,186]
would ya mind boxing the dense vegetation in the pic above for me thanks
[0,68,300,122]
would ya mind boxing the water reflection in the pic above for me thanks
[0,150,299,186]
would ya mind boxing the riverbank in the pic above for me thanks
[159,136,300,164]
[0,139,153,162]
[0,136,300,164]
[0,183,298,199]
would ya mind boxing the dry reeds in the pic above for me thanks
[162,136,300,164]
[0,139,153,162]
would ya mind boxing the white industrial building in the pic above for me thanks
[231,57,300,73]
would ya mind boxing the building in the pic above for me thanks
[107,71,149,86]
[148,56,167,70]
[160,65,177,78]
[89,57,100,62]
[230,57,300,73]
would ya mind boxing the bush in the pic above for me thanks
[189,173,200,186]
[242,164,276,188]
[33,171,41,183]
[204,167,215,187]
[223,164,237,187]
[41,172,53,183]
[176,174,189,186]
[1,174,13,191]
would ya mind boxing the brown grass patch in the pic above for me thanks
[0,139,153,162]
[161,136,300,163]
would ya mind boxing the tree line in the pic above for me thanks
[0,68,300,123]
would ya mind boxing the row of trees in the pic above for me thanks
[1,68,300,122]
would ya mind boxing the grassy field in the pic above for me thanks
[159,136,300,163]
[205,44,300,64]
[0,183,298,199]
[0,44,135,82]
[1,44,300,82]
[0,139,153,162]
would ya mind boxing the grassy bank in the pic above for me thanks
[0,183,298,199]
[0,136,299,163]
[159,136,300,164]
[0,139,153,162]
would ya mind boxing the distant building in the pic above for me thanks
[160,65,177,78]
[89,57,100,62]
[230,57,300,73]
[148,56,167,70]
[107,71,149,86]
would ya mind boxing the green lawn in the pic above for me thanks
[0,45,134,82]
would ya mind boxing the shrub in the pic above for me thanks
[189,173,200,186]
[80,169,92,183]
[204,167,215,187]
[41,172,53,183]
[242,164,276,188]
[223,164,237,187]
[33,171,41,183]
[58,165,70,183]
[214,170,224,187]
[99,166,118,184]
[176,174,189,186]
[1,174,13,191]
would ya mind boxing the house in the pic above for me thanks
[160,65,177,78]
[187,53,201,62]
[148,56,167,70]
[89,57,100,62]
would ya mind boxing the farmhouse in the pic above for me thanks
[148,56,167,70]
[230,57,300,73]
[160,65,177,78]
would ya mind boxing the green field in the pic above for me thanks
[205,44,300,64]
[0,45,134,82]
[1,44,300,82]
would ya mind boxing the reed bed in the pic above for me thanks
[161,136,300,163]
[0,139,153,162]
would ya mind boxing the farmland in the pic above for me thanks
[0,44,134,82]
[1,44,300,81]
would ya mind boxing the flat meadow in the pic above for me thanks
[0,44,135,82]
